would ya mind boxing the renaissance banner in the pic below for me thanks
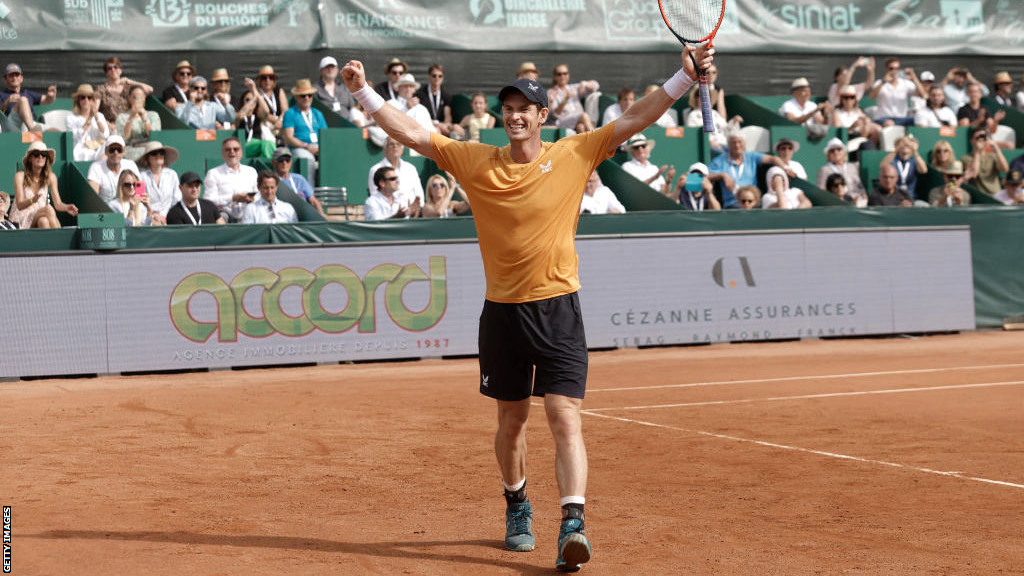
[0,0,1020,54]
[0,227,974,378]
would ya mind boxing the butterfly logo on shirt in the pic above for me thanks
[539,160,552,174]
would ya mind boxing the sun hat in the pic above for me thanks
[72,83,96,100]
[839,85,857,97]
[994,71,1013,85]
[22,140,55,164]
[384,57,408,73]
[625,133,655,151]
[173,60,195,77]
[291,78,317,96]
[790,77,810,90]
[517,61,539,76]
[774,138,801,154]
[396,73,420,90]
[139,141,180,168]
[210,68,230,82]
[498,78,549,109]
[944,161,964,176]
[257,65,277,79]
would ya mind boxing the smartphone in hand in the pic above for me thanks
[134,181,146,197]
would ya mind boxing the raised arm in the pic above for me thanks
[342,61,435,159]
[609,45,713,155]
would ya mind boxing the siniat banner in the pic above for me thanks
[0,228,975,378]
[0,0,1020,53]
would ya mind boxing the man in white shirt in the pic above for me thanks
[87,135,139,203]
[367,136,425,203]
[868,57,926,126]
[601,87,635,126]
[579,171,625,214]
[364,166,420,220]
[779,77,828,126]
[241,171,298,224]
[203,136,257,222]
[620,133,673,196]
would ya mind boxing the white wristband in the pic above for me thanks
[353,85,385,115]
[663,68,695,101]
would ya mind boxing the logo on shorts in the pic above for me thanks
[481,375,489,387]
[539,160,552,174]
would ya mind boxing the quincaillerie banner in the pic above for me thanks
[0,0,1020,54]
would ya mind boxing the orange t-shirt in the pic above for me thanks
[431,124,615,303]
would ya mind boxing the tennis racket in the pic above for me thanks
[658,0,726,133]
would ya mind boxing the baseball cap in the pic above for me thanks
[498,78,548,109]
[272,146,292,161]
[1006,170,1023,185]
[4,63,22,76]
[687,162,709,176]
[790,77,810,90]
[824,137,845,152]
[104,134,127,149]
[180,171,202,185]
[920,71,935,82]
[319,56,338,70]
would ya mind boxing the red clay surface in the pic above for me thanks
[4,331,1024,575]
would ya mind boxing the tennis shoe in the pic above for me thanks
[504,501,535,552]
[556,517,591,572]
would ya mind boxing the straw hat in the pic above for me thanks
[774,138,801,154]
[790,77,811,90]
[210,68,230,82]
[517,61,539,76]
[626,133,655,151]
[384,57,407,73]
[23,140,55,165]
[257,65,277,79]
[139,141,180,168]
[291,78,316,96]
[173,60,195,77]
[71,83,96,100]
[943,161,964,176]
[994,71,1013,85]
[396,73,420,90]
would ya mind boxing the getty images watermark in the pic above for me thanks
[3,506,10,573]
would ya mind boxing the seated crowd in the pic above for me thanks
[1,54,1023,229]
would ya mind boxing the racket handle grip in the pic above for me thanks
[698,77,714,133]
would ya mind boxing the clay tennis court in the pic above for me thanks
[4,330,1023,575]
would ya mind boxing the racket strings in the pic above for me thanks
[661,0,723,42]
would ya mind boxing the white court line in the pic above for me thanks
[584,379,1024,412]
[583,411,1024,490]
[588,362,1024,393]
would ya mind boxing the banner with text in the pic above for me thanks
[0,0,1019,53]
[0,227,974,378]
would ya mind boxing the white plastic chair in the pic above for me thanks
[583,91,601,125]
[880,125,906,151]
[740,125,771,153]
[39,109,71,132]
[993,125,1017,148]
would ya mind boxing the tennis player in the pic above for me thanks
[342,46,713,572]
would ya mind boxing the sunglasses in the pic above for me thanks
[383,176,399,181]
[107,146,124,154]
[944,173,963,179]
[554,71,569,76]
[431,73,444,79]
[258,75,274,81]
[297,94,313,99]
[213,79,230,83]
[777,144,793,150]
[840,95,855,100]
[632,143,648,149]
[974,134,988,140]
[150,150,166,157]
[388,69,404,76]
[121,182,138,189]
[192,85,208,91]
[430,182,448,188]
[275,156,292,163]
[178,70,193,77]
[6,72,21,77]
[78,95,94,100]
[887,66,900,71]
[738,198,756,204]
[28,150,47,159]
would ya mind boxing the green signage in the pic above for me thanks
[77,212,126,251]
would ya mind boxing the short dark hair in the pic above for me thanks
[825,173,846,191]
[257,170,278,187]
[373,166,395,190]
[222,136,242,150]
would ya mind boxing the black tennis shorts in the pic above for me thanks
[478,291,588,401]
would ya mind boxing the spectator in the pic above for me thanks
[365,166,420,220]
[203,136,257,222]
[867,57,925,126]
[827,56,875,107]
[66,84,111,162]
[909,70,935,116]
[234,77,274,158]
[928,161,971,207]
[993,170,1024,206]
[1009,150,1024,177]
[709,130,792,208]
[881,135,928,201]
[458,92,495,142]
[621,133,673,197]
[423,173,470,218]
[160,60,195,112]
[644,84,679,128]
[282,78,327,185]
[374,57,407,101]
[580,170,627,214]
[416,64,463,138]
[12,141,77,228]
[962,127,1009,196]
[992,72,1014,108]
[684,97,741,147]
[516,62,540,81]
[602,87,635,126]
[0,192,18,229]
[0,63,55,132]
[95,56,153,123]
[209,68,235,118]
[1015,73,1024,112]
[138,141,180,223]
[816,137,865,198]
[255,65,288,137]
[914,85,958,128]
[868,164,913,206]
[271,146,324,217]
[772,138,807,180]
[779,77,829,126]
[943,67,988,112]
[688,64,727,120]
[175,75,234,130]
[673,163,719,211]
[165,171,225,225]
[929,140,957,172]
[388,73,435,134]
[242,171,298,224]
[367,136,424,204]
[832,84,881,146]
[88,135,140,203]
[547,63,598,132]
[957,83,1002,130]
[115,84,161,161]
[316,56,354,118]
[734,185,761,210]
[763,166,812,209]
[825,173,866,207]
[107,168,156,226]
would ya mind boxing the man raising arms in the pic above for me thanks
[342,46,713,572]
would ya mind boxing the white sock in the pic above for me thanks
[503,478,526,492]
[560,495,585,506]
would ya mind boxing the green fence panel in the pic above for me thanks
[318,127,429,205]
[727,95,796,128]
[312,97,357,129]
[907,126,970,160]
[792,176,846,206]
[0,132,68,190]
[596,159,680,212]
[66,161,113,217]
